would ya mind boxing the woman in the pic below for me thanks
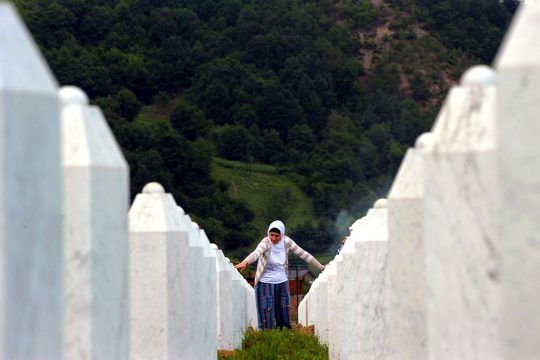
[235,220,326,329]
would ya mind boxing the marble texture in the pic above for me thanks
[214,250,255,350]
[330,216,367,360]
[298,292,307,325]
[231,265,246,348]
[331,216,369,360]
[307,203,388,360]
[189,222,217,359]
[60,86,129,360]
[0,4,63,359]
[174,212,217,359]
[307,278,320,328]
[129,183,196,359]
[326,256,340,358]
[385,139,428,360]
[494,3,540,358]
[315,268,329,344]
[246,283,257,330]
[340,205,388,360]
[424,68,499,359]
[213,246,235,350]
[199,228,218,358]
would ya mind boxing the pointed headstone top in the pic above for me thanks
[388,148,425,199]
[495,4,540,69]
[431,83,497,151]
[59,86,89,106]
[374,198,388,209]
[129,187,182,232]
[415,132,434,149]
[460,65,496,86]
[142,182,165,194]
[0,3,58,92]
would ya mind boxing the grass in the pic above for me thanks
[218,327,328,360]
[211,157,318,233]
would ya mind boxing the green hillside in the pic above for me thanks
[211,157,318,235]
[15,0,515,258]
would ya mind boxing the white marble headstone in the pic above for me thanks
[231,265,246,348]
[385,134,430,360]
[246,283,258,330]
[298,292,308,325]
[494,3,540,358]
[424,66,499,359]
[129,183,191,359]
[61,86,129,360]
[194,226,217,359]
[0,4,62,359]
[344,204,388,360]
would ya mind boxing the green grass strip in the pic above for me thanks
[218,327,328,360]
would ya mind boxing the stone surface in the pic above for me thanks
[194,226,217,359]
[231,266,246,348]
[213,247,234,350]
[424,73,499,359]
[298,279,317,326]
[331,216,368,360]
[326,256,341,358]
[246,284,257,330]
[336,215,366,359]
[129,185,193,359]
[315,268,329,345]
[307,278,320,328]
[0,4,62,359]
[460,65,497,86]
[385,143,428,360]
[177,213,216,359]
[298,295,306,324]
[495,3,540,358]
[342,206,388,360]
[61,86,129,360]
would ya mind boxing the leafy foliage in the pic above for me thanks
[391,0,515,63]
[15,0,514,256]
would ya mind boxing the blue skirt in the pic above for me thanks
[255,281,291,330]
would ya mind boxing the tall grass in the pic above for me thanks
[211,157,318,233]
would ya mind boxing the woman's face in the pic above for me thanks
[269,231,281,244]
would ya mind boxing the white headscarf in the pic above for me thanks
[267,220,285,238]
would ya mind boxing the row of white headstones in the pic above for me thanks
[299,3,540,360]
[0,3,256,359]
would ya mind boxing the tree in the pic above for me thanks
[213,124,254,161]
[288,124,316,153]
[260,129,287,164]
[129,149,173,198]
[115,88,141,121]
[289,222,330,253]
[256,84,305,139]
[170,101,211,140]
[411,72,429,102]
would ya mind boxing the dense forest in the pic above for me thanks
[13,0,516,257]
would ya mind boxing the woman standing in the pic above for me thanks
[235,220,326,329]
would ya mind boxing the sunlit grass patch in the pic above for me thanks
[218,327,328,360]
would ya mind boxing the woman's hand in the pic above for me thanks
[235,260,248,272]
